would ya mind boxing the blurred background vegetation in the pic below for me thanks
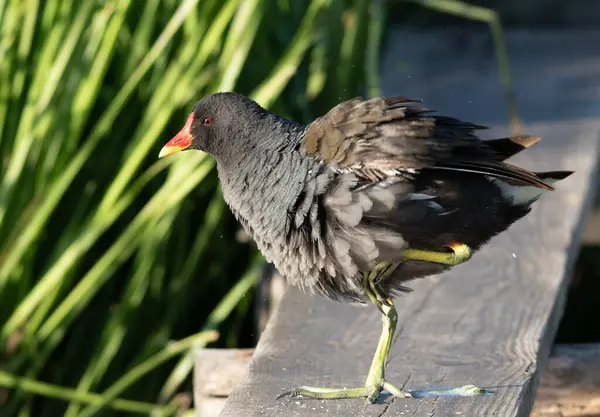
[0,0,598,416]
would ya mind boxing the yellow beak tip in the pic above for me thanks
[158,146,181,158]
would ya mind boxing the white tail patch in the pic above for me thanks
[492,177,560,206]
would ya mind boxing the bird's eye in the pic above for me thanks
[202,117,213,127]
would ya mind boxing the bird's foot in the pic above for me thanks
[277,381,411,403]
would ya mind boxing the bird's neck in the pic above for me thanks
[216,131,315,237]
[217,113,304,163]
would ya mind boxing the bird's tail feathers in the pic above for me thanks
[485,135,540,160]
[535,170,574,184]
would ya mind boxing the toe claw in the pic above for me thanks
[276,390,293,400]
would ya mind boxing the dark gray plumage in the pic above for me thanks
[159,91,573,403]
[160,92,571,302]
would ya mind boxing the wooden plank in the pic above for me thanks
[218,29,600,416]
[532,343,600,416]
[193,349,254,417]
[192,344,600,416]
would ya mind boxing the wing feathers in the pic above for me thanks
[304,95,555,190]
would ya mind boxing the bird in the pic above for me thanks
[158,92,573,403]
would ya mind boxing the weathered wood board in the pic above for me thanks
[218,29,600,416]
[194,344,600,416]
[194,349,255,417]
[532,343,600,416]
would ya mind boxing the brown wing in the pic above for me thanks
[303,96,554,190]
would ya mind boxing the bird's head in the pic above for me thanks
[158,92,269,160]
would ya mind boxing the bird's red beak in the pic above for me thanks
[159,113,195,158]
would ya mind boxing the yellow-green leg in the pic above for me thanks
[277,243,476,403]
[401,242,473,265]
[362,271,405,403]
[277,267,408,403]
